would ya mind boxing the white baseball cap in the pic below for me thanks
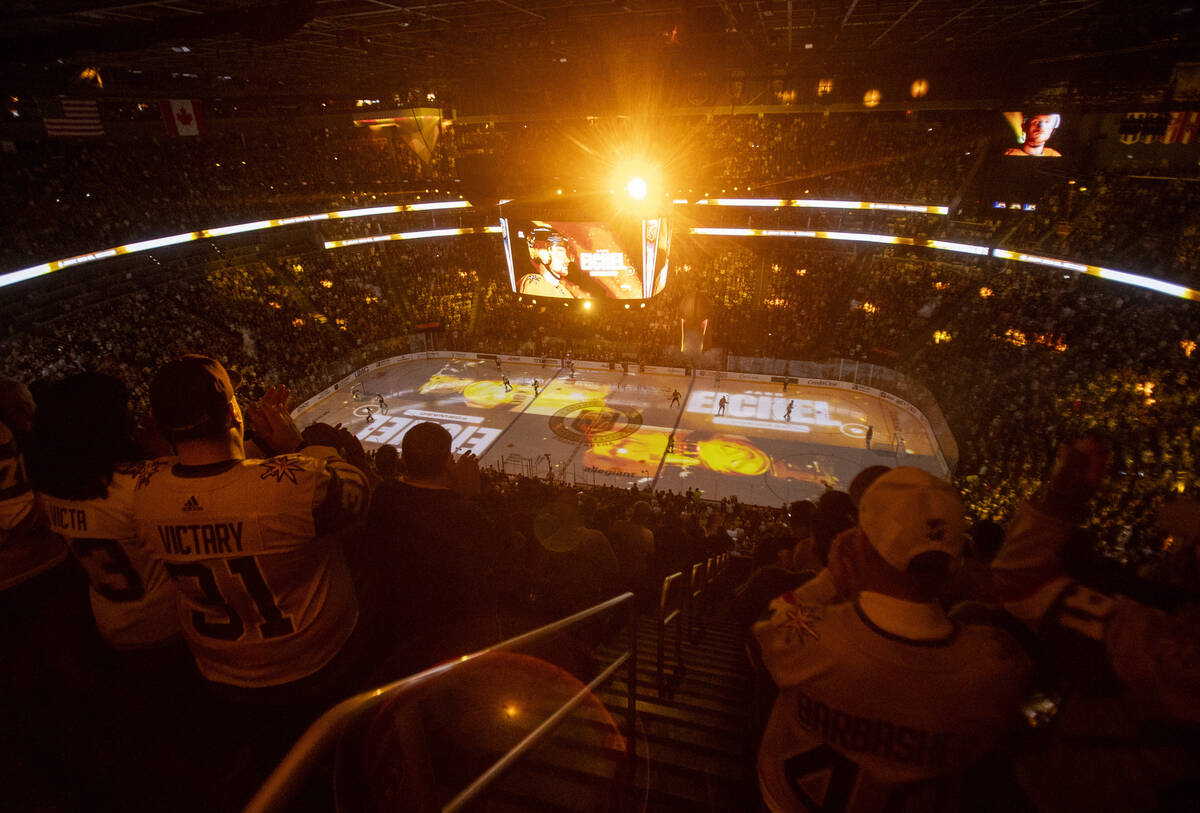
[858,467,965,571]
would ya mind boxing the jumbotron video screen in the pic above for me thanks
[500,217,671,300]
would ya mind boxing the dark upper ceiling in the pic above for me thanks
[2,1,1198,112]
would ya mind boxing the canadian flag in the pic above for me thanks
[161,99,205,137]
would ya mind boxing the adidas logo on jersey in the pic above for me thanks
[182,496,203,512]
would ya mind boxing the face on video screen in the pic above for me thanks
[500,218,670,300]
[1003,112,1062,157]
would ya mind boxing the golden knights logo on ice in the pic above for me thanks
[549,400,643,446]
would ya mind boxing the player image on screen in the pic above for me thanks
[1004,112,1063,157]
[502,218,671,301]
[518,224,589,298]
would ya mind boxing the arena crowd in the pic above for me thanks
[1,110,1198,811]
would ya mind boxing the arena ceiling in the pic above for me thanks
[2,1,1197,110]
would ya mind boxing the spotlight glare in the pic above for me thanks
[627,177,648,200]
[583,300,592,310]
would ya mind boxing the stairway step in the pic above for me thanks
[600,693,745,741]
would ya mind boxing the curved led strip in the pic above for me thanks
[692,198,950,215]
[688,227,1199,301]
[3,198,1194,301]
[324,226,501,248]
[0,200,473,290]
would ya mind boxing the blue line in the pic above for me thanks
[650,370,695,491]
[481,363,563,463]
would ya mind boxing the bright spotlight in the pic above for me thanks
[627,177,648,200]
[583,300,592,310]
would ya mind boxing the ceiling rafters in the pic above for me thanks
[869,0,923,48]
[0,1,1192,100]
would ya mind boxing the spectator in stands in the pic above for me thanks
[610,500,655,599]
[31,373,182,652]
[988,435,1200,811]
[787,499,821,573]
[732,509,816,633]
[0,376,67,599]
[373,442,401,481]
[133,356,370,726]
[1,377,105,811]
[363,421,501,677]
[534,492,620,615]
[810,489,858,567]
[753,467,1032,810]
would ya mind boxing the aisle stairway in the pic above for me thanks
[600,602,760,812]
[475,590,760,813]
[255,569,761,813]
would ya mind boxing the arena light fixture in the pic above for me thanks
[627,177,648,200]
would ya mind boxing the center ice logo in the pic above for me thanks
[549,400,643,446]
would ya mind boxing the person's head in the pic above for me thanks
[856,467,966,601]
[1022,113,1060,148]
[527,226,571,282]
[848,465,891,506]
[787,499,815,534]
[812,490,857,565]
[375,443,401,480]
[30,372,138,500]
[400,421,452,482]
[0,376,35,432]
[630,500,652,526]
[150,355,241,447]
[536,492,583,550]
[579,494,599,526]
[754,531,795,570]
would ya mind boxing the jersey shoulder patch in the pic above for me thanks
[257,455,310,484]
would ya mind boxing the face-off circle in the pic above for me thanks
[549,400,643,445]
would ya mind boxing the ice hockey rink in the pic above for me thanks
[292,353,951,507]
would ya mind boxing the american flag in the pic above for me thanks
[43,98,104,137]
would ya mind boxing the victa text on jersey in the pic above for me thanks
[158,522,244,555]
[48,504,87,531]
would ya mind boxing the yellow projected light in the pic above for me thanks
[696,437,771,476]
[627,177,648,200]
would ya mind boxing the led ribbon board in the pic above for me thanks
[0,200,473,289]
[693,198,950,215]
[689,228,1198,300]
[324,226,501,249]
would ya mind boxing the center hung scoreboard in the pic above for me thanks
[498,193,672,302]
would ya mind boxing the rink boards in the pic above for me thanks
[292,352,950,507]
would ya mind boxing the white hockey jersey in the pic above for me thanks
[134,447,369,687]
[754,573,1031,812]
[40,462,181,649]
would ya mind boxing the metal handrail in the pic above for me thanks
[243,591,637,813]
[655,572,685,697]
[688,561,706,642]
